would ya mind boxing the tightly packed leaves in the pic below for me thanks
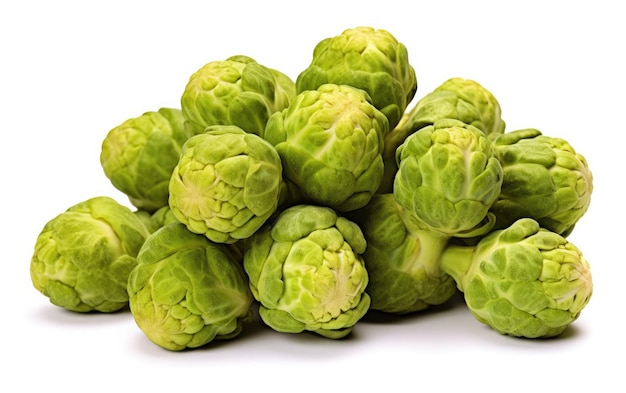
[440,218,593,338]
[30,196,150,312]
[30,25,595,350]
[434,77,506,137]
[181,55,296,137]
[100,107,191,212]
[491,128,593,236]
[127,223,253,350]
[265,83,389,212]
[380,77,506,193]
[393,118,503,237]
[168,125,285,244]
[296,26,417,130]
[243,205,371,338]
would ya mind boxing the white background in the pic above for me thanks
[2,1,623,391]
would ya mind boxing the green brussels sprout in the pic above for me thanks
[243,204,371,339]
[168,125,284,244]
[30,196,151,312]
[347,194,456,314]
[264,83,389,212]
[393,118,503,237]
[100,107,191,213]
[440,218,593,338]
[127,222,253,351]
[296,26,417,130]
[395,91,483,138]
[491,128,593,236]
[434,77,505,137]
[379,78,504,193]
[181,55,296,137]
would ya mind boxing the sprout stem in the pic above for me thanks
[439,243,476,292]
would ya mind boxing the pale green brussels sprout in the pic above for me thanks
[379,78,504,193]
[440,218,593,338]
[30,196,151,312]
[434,77,505,137]
[393,118,503,237]
[491,128,593,236]
[100,108,191,213]
[347,194,456,314]
[296,26,417,130]
[264,83,389,212]
[243,204,371,339]
[127,222,253,351]
[168,125,284,244]
[181,55,296,137]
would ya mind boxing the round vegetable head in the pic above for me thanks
[296,26,417,129]
[30,196,151,312]
[393,118,503,237]
[264,83,389,212]
[243,204,370,338]
[443,218,593,338]
[181,55,296,137]
[127,223,253,350]
[434,77,505,137]
[379,78,504,194]
[491,128,593,236]
[168,125,284,243]
[100,107,191,213]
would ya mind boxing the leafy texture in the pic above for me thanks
[30,196,151,312]
[296,26,417,130]
[440,218,593,338]
[348,194,456,314]
[491,128,593,236]
[265,83,389,212]
[100,108,191,212]
[168,125,284,243]
[379,78,504,192]
[181,55,296,138]
[243,205,370,338]
[127,223,253,351]
[394,119,502,237]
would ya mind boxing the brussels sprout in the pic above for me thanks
[393,118,503,237]
[440,218,593,338]
[379,78,504,193]
[127,223,253,351]
[30,196,151,312]
[243,204,370,338]
[296,26,417,130]
[264,83,389,212]
[491,128,593,236]
[100,107,191,213]
[168,125,284,244]
[347,194,456,314]
[434,77,505,137]
[181,55,296,137]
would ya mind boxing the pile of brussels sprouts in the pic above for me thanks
[30,26,594,350]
